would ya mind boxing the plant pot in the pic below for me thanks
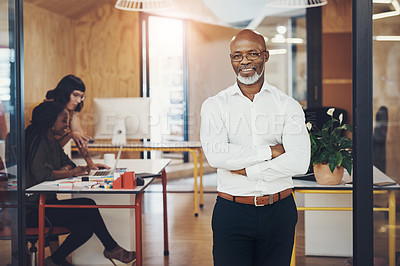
[313,163,344,185]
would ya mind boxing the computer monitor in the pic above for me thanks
[93,97,150,140]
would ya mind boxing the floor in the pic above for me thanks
[0,172,397,265]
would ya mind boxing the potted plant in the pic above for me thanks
[307,108,353,185]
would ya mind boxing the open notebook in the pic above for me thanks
[89,146,123,177]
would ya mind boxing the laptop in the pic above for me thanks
[90,146,123,177]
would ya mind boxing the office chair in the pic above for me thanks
[0,154,70,266]
[26,212,70,266]
[373,106,388,173]
[0,203,70,266]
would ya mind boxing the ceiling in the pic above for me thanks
[24,0,112,19]
[24,0,304,28]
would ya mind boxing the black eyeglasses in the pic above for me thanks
[230,50,267,62]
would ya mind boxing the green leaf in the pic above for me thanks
[319,150,330,164]
[344,124,353,132]
[329,161,336,173]
[336,152,343,166]
[322,119,334,130]
[342,159,352,175]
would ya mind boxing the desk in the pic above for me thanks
[26,159,170,266]
[291,167,400,266]
[73,141,204,216]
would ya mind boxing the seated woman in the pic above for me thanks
[25,101,135,266]
[45,74,106,170]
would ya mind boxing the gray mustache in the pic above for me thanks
[238,66,256,71]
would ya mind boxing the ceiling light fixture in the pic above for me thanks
[266,0,327,8]
[269,49,287,55]
[373,35,400,41]
[373,0,400,19]
[115,0,174,11]
[271,36,304,44]
[277,26,287,34]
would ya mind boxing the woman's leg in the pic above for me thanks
[45,198,118,263]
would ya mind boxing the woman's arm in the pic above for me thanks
[52,165,90,179]
[57,131,72,147]
[68,112,99,170]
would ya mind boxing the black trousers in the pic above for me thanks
[212,194,297,266]
[26,197,118,264]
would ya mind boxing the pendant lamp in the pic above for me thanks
[266,0,328,8]
[115,0,174,11]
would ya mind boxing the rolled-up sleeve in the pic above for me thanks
[245,100,310,181]
[200,98,271,170]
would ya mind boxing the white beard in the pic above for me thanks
[237,67,264,85]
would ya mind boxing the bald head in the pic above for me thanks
[229,29,269,87]
[230,29,266,51]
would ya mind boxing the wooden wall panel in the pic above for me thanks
[322,33,352,79]
[187,21,239,142]
[322,32,352,123]
[24,0,112,19]
[321,0,352,124]
[322,0,352,33]
[73,3,141,136]
[24,1,75,126]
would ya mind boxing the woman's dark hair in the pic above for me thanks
[45,74,85,112]
[25,101,66,161]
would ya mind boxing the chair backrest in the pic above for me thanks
[373,106,388,173]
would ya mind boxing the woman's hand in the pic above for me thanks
[70,131,90,149]
[96,163,111,170]
[88,163,111,170]
[72,165,90,176]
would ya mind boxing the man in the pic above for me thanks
[200,29,310,266]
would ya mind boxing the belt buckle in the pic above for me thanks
[254,195,274,206]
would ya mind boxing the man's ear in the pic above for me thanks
[264,50,270,63]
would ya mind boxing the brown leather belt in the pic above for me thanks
[218,188,293,206]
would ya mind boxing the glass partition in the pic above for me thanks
[372,7,400,265]
[256,15,307,106]
[0,0,24,264]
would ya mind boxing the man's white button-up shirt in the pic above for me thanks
[200,82,310,196]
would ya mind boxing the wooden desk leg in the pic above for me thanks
[161,169,169,255]
[38,194,46,266]
[190,150,199,217]
[199,149,204,209]
[388,190,396,266]
[135,193,143,266]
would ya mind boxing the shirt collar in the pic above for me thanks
[228,81,273,96]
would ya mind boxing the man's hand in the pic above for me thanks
[270,144,285,158]
[231,168,247,176]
